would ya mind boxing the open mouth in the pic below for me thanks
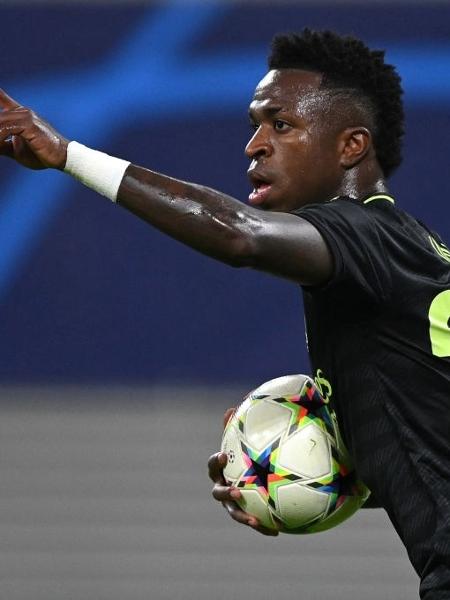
[248,171,273,206]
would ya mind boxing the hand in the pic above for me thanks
[208,407,279,537]
[0,89,68,170]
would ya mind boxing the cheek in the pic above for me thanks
[283,133,318,173]
[285,151,314,182]
[278,156,304,186]
[275,133,331,188]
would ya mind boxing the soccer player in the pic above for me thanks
[0,29,448,599]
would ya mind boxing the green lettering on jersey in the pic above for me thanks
[429,290,450,357]
[314,369,333,402]
[429,235,450,264]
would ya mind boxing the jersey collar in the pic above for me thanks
[362,193,395,205]
[328,193,395,205]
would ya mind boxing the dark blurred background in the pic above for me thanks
[0,0,449,385]
[0,2,448,598]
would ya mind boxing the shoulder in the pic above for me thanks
[295,194,395,224]
[294,195,396,300]
[294,193,416,248]
[293,195,394,247]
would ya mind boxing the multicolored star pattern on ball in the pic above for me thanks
[235,379,362,527]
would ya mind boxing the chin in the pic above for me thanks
[260,196,289,212]
[267,200,295,213]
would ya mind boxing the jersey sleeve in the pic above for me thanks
[295,199,392,303]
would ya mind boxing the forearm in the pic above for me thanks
[0,93,332,285]
[63,142,332,285]
[117,164,257,267]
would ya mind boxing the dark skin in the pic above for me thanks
[0,68,387,535]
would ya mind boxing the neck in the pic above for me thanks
[336,161,388,201]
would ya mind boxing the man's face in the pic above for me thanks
[246,69,344,212]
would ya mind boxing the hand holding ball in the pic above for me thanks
[221,374,369,534]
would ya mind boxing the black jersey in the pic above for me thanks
[296,193,450,599]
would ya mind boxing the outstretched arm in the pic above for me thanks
[117,165,332,284]
[0,89,332,286]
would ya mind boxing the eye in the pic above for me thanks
[249,120,259,132]
[273,120,290,132]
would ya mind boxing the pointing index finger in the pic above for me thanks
[0,89,21,110]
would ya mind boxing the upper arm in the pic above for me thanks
[239,210,333,287]
[117,164,332,286]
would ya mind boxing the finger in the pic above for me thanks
[0,108,30,128]
[222,500,253,525]
[0,124,25,143]
[0,89,21,110]
[222,501,279,536]
[207,451,228,482]
[249,521,280,537]
[223,407,236,429]
[0,111,29,141]
[212,482,242,502]
[234,507,280,536]
[0,139,14,158]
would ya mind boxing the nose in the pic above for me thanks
[245,126,272,160]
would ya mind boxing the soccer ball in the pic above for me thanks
[221,374,370,534]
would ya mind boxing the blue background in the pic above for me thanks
[0,2,449,384]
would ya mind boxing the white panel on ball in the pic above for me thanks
[221,425,247,482]
[277,483,329,528]
[240,489,276,529]
[278,423,331,479]
[245,401,292,452]
[253,374,307,397]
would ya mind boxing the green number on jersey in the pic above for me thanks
[429,290,450,357]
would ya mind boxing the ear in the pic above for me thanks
[338,127,372,169]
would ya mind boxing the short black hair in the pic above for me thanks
[268,29,404,177]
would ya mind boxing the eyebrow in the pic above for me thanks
[248,105,284,119]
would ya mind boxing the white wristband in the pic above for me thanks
[64,141,131,202]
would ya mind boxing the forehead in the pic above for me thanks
[250,69,323,114]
